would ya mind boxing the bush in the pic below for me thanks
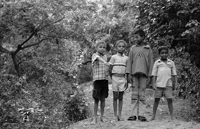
[0,59,92,129]
[77,63,93,84]
[64,92,91,123]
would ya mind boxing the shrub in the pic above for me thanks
[64,92,91,123]
[77,63,93,84]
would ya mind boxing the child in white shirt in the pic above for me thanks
[150,46,178,121]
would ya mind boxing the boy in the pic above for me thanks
[109,40,128,121]
[91,41,109,124]
[150,46,178,120]
[126,29,153,120]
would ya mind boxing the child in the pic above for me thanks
[150,46,178,121]
[126,29,153,121]
[109,40,128,121]
[91,41,110,124]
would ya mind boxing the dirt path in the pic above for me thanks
[69,84,200,129]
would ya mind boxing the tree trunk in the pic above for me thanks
[11,52,21,76]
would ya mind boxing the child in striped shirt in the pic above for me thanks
[109,40,128,122]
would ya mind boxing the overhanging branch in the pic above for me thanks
[53,17,65,24]
[14,16,65,55]
[21,38,48,50]
[0,45,11,54]
[149,25,168,37]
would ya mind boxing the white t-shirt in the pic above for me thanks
[152,59,177,88]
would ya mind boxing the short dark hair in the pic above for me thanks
[158,46,168,54]
[134,29,145,38]
[95,41,106,49]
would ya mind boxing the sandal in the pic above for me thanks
[138,116,147,122]
[127,116,137,121]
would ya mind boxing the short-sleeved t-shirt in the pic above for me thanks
[109,53,128,74]
[92,52,109,81]
[152,59,177,88]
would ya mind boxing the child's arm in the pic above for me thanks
[126,48,133,83]
[171,61,178,90]
[98,56,109,65]
[148,47,154,77]
[93,55,109,65]
[152,76,157,90]
[109,65,113,78]
[151,60,158,90]
[172,75,178,90]
[148,76,153,87]
[108,56,115,77]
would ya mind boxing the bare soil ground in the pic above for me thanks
[68,83,200,129]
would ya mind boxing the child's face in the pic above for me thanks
[134,34,144,45]
[160,49,168,60]
[96,43,106,54]
[117,42,125,53]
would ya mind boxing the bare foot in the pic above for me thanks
[91,117,97,125]
[118,116,124,121]
[148,116,155,121]
[100,116,104,123]
[111,117,118,123]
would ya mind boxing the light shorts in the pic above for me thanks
[155,86,173,99]
[112,76,126,92]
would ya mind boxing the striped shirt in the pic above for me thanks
[92,52,109,81]
[109,53,128,74]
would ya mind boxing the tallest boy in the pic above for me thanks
[126,29,153,119]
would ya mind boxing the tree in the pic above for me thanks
[0,0,68,76]
[0,1,90,128]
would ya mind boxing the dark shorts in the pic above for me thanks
[92,80,109,100]
[155,86,173,99]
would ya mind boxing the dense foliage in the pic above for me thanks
[0,0,91,128]
[1,0,200,128]
[135,0,200,113]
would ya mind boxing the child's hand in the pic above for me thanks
[124,82,128,91]
[152,85,157,90]
[103,62,110,66]
[127,74,132,83]
[105,62,110,66]
[147,77,152,86]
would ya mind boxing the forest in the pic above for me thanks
[0,0,200,128]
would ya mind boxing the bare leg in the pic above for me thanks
[113,92,118,120]
[149,98,160,121]
[118,92,124,120]
[100,98,105,122]
[91,99,99,124]
[118,100,122,118]
[167,98,173,120]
